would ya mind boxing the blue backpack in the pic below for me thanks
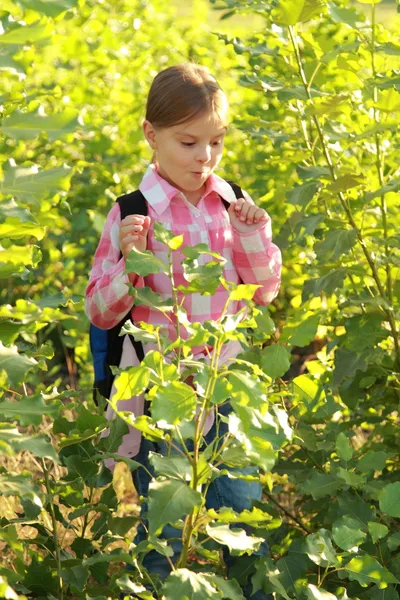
[89,183,243,404]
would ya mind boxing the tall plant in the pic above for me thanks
[209,0,400,597]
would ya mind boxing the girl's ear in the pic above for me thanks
[143,120,157,149]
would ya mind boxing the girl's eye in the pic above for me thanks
[182,142,195,147]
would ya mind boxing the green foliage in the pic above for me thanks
[1,0,400,598]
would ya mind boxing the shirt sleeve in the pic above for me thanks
[85,203,142,329]
[231,189,282,306]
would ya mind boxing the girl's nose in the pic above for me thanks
[196,146,211,162]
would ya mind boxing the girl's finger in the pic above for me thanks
[238,201,251,222]
[234,197,245,212]
[245,205,258,224]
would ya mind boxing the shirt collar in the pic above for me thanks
[139,163,237,216]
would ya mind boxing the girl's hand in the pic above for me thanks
[119,215,151,260]
[227,197,269,233]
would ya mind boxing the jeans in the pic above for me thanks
[131,404,272,600]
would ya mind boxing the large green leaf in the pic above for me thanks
[0,394,60,426]
[2,108,81,140]
[147,479,201,535]
[305,585,337,600]
[345,555,398,586]
[131,286,174,312]
[286,181,322,208]
[306,529,339,567]
[0,21,53,44]
[273,0,326,25]
[0,473,42,506]
[112,365,150,401]
[0,162,72,201]
[301,472,341,499]
[379,482,400,518]
[332,516,367,551]
[261,344,291,379]
[335,432,353,461]
[205,524,263,555]
[315,229,357,262]
[280,314,320,348]
[17,0,78,17]
[149,381,197,426]
[125,246,167,277]
[0,342,37,387]
[0,425,58,460]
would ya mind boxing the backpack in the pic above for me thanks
[90,183,243,404]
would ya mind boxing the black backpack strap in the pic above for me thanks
[102,190,148,400]
[118,190,148,232]
[221,181,244,211]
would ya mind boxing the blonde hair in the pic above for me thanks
[145,63,229,130]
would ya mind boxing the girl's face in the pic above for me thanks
[143,111,227,204]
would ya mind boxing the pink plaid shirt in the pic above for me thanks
[85,164,281,460]
[85,163,281,333]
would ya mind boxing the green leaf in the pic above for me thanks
[17,0,78,17]
[61,565,89,592]
[363,178,400,202]
[229,283,260,302]
[327,2,361,27]
[280,314,320,347]
[3,108,81,140]
[0,425,58,461]
[125,246,167,277]
[149,453,192,481]
[336,432,353,461]
[162,569,220,600]
[302,472,341,499]
[387,532,400,551]
[120,320,159,344]
[113,366,150,401]
[203,574,245,600]
[0,321,24,345]
[333,348,368,390]
[332,516,367,551]
[131,286,174,312]
[0,21,53,44]
[315,229,357,262]
[302,268,347,301]
[108,516,139,536]
[205,524,263,555]
[153,222,183,250]
[345,555,397,587]
[0,162,71,201]
[0,394,60,426]
[379,482,400,518]
[368,522,388,543]
[328,174,364,193]
[338,494,375,531]
[305,584,337,600]
[306,529,339,567]
[261,344,291,379]
[286,181,322,208]
[147,479,201,535]
[149,381,197,426]
[0,473,42,506]
[357,451,387,473]
[229,405,285,471]
[0,342,37,387]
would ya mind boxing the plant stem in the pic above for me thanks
[263,491,311,534]
[41,458,64,600]
[287,25,400,371]
[371,3,393,306]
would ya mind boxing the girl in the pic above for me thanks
[85,63,281,599]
